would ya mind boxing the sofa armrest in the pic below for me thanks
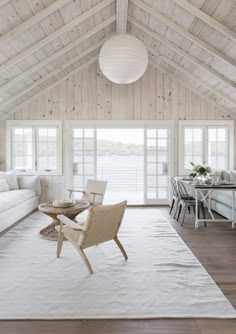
[17,176,41,196]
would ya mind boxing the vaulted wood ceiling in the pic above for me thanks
[0,0,236,119]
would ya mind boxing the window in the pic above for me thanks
[179,120,234,174]
[7,121,62,175]
[67,121,174,205]
[183,127,203,169]
[208,127,228,170]
[12,127,33,171]
[72,128,96,188]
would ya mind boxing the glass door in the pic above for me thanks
[144,127,170,204]
[72,128,96,191]
[70,123,172,205]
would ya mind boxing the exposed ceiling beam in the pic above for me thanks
[130,0,236,70]
[0,39,107,111]
[149,59,234,117]
[0,0,72,47]
[0,16,115,96]
[0,0,9,7]
[173,0,236,44]
[116,0,128,33]
[1,56,98,120]
[129,17,236,91]
[148,47,236,107]
[0,0,114,74]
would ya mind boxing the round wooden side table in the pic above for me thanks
[38,200,90,241]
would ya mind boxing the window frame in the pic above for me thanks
[179,120,234,175]
[6,120,62,176]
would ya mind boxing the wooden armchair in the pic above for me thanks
[67,179,107,206]
[56,201,128,274]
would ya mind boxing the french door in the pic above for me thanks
[144,127,170,204]
[68,122,173,205]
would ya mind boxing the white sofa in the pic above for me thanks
[210,170,236,220]
[0,175,41,235]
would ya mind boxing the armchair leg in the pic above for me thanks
[114,236,128,260]
[78,247,94,274]
[57,229,64,258]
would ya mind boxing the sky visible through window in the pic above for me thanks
[97,129,144,145]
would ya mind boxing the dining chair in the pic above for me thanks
[176,180,206,226]
[169,176,179,217]
[56,201,127,274]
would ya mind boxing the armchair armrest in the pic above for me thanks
[57,214,86,231]
[67,189,85,194]
[89,191,103,205]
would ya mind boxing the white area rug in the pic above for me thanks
[0,209,235,319]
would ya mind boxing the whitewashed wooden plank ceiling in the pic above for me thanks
[0,0,235,118]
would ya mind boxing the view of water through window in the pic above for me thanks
[97,129,144,204]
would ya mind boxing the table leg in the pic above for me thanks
[232,190,236,229]
[39,214,62,241]
[208,191,211,213]
[199,189,214,220]
[195,189,199,229]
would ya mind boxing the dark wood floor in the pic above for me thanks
[1,207,236,334]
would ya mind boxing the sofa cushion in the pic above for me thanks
[230,171,236,183]
[211,190,236,208]
[0,170,19,190]
[17,176,41,196]
[0,189,37,214]
[221,170,231,182]
[212,170,223,179]
[0,179,9,192]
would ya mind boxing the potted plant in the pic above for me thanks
[189,162,212,182]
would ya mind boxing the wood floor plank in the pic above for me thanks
[0,320,202,334]
[196,319,236,334]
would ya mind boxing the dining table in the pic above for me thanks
[179,178,236,229]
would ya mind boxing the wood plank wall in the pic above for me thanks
[0,62,234,201]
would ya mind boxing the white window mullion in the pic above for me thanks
[203,125,207,165]
[33,127,36,173]
[94,128,97,179]
[144,127,147,204]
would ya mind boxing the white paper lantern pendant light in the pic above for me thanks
[99,34,148,84]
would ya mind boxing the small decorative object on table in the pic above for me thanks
[53,199,74,208]
[189,162,212,183]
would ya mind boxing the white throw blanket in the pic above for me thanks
[0,209,235,319]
